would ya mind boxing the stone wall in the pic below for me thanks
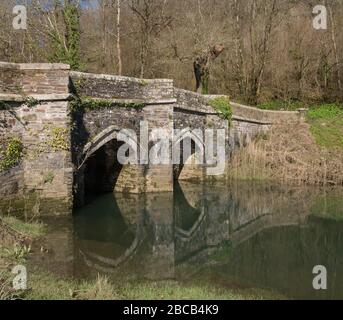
[0,62,70,95]
[70,71,174,101]
[69,72,175,203]
[174,89,230,181]
[0,62,73,217]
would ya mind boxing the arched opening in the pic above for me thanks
[83,139,124,198]
[173,131,205,182]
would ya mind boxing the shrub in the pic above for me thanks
[208,97,233,124]
[0,137,23,172]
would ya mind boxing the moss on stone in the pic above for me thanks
[47,127,70,151]
[0,137,23,172]
[42,172,55,184]
[208,97,233,124]
[0,101,8,110]
[25,97,40,108]
[70,97,146,112]
[138,80,149,87]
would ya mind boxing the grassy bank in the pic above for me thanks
[307,104,343,149]
[24,271,284,300]
[0,217,284,300]
[229,104,343,186]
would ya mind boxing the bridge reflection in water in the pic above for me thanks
[37,181,343,300]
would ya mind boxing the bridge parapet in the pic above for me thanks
[174,89,304,151]
[0,62,70,96]
[70,71,174,101]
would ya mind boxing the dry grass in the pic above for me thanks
[0,273,15,300]
[229,122,343,186]
[71,274,118,300]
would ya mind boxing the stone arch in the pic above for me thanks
[79,125,121,168]
[75,125,143,206]
[173,128,206,181]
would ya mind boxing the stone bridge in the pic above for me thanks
[0,62,303,216]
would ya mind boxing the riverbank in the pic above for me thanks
[229,104,343,186]
[0,216,285,300]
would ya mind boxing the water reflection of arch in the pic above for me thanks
[75,193,147,275]
[173,128,205,181]
[230,212,309,247]
[174,181,209,262]
[227,184,314,247]
[79,192,176,279]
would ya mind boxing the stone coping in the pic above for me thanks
[87,97,177,105]
[232,115,273,125]
[0,61,70,70]
[175,89,300,116]
[0,93,72,102]
[230,101,299,116]
[70,71,173,84]
[0,94,176,106]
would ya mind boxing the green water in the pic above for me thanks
[38,180,343,300]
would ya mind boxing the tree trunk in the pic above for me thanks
[233,0,245,96]
[194,45,224,94]
[116,0,122,75]
[328,4,342,94]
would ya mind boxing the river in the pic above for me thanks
[34,180,343,300]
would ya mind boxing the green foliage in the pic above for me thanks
[209,97,233,123]
[0,137,23,172]
[0,101,8,110]
[308,104,343,120]
[0,97,38,111]
[25,97,39,108]
[47,127,70,151]
[201,71,210,94]
[4,244,31,262]
[257,100,304,111]
[138,80,149,87]
[307,104,343,149]
[1,216,46,238]
[43,172,55,184]
[49,1,82,70]
[70,98,146,112]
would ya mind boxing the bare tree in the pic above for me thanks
[128,0,172,78]
[327,1,342,95]
[194,44,225,93]
[1,0,343,103]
